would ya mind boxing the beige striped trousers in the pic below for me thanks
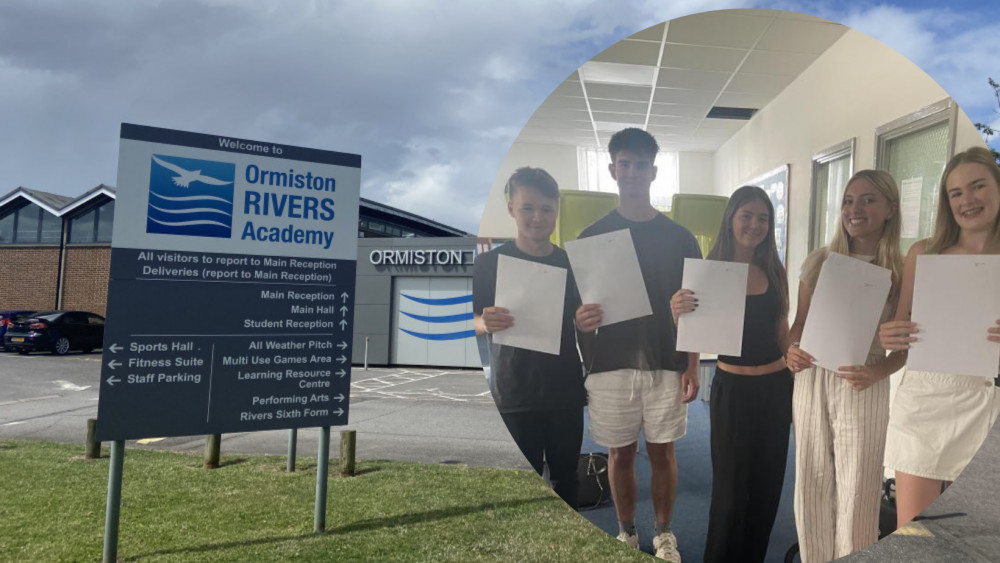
[792,367,889,563]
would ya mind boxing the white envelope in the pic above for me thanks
[908,254,1000,378]
[799,252,891,371]
[676,258,748,356]
[493,254,567,355]
[564,228,652,327]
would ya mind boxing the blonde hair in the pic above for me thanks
[925,146,1000,254]
[827,169,904,300]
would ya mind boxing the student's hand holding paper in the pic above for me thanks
[834,364,886,391]
[575,304,602,333]
[988,318,1000,343]
[481,306,514,334]
[785,344,815,373]
[670,289,697,324]
[879,320,919,351]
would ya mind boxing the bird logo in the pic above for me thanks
[151,155,233,188]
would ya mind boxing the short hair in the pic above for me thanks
[608,128,659,161]
[504,167,560,201]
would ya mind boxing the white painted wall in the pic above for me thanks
[478,142,579,238]
[678,152,715,194]
[712,28,984,307]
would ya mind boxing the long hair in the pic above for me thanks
[925,146,1000,254]
[827,169,904,300]
[707,185,788,317]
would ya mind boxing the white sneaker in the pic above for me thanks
[653,530,681,562]
[616,530,639,549]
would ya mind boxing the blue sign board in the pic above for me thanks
[96,124,360,441]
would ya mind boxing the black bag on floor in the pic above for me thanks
[577,452,611,510]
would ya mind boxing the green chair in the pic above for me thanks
[670,194,729,257]
[553,190,619,247]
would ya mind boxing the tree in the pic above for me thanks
[973,77,1000,164]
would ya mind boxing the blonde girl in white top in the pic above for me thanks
[879,146,1000,529]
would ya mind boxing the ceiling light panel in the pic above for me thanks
[579,61,656,86]
[588,99,650,113]
[595,120,644,132]
[591,112,646,124]
[586,83,653,102]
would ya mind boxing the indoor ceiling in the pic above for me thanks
[515,9,849,153]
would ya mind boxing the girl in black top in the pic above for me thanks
[671,185,791,563]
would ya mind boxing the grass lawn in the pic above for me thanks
[0,441,647,561]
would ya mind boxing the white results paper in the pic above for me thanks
[799,252,892,371]
[908,254,1000,378]
[676,259,749,356]
[493,254,568,355]
[565,228,652,327]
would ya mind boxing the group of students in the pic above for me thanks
[473,126,1000,563]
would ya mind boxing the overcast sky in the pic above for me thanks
[1,0,998,234]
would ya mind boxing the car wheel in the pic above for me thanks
[52,337,71,356]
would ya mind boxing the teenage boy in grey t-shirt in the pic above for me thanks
[575,128,700,561]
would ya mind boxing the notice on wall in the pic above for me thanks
[96,124,360,441]
[900,177,922,239]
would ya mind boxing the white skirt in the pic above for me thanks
[884,370,1000,481]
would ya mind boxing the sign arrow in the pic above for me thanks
[340,292,349,303]
[334,393,345,402]
[108,343,123,353]
[336,355,347,364]
[339,319,348,330]
[336,341,348,350]
[333,408,344,416]
[340,305,349,317]
[106,376,121,386]
[336,369,347,378]
[107,359,122,370]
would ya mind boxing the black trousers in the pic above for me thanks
[500,407,584,509]
[704,367,793,563]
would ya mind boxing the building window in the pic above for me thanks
[0,202,62,244]
[578,146,680,212]
[809,139,854,251]
[69,200,116,244]
[875,99,956,253]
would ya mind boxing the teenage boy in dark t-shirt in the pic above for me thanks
[575,128,701,561]
[473,166,585,508]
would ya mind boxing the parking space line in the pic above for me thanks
[0,394,61,407]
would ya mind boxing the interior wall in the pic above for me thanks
[478,142,579,239]
[712,28,984,310]
[678,152,715,194]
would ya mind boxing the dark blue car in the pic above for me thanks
[0,310,35,350]
[3,311,105,355]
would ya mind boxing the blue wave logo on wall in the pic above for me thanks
[146,154,235,239]
[399,293,474,341]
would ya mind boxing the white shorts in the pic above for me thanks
[584,369,686,447]
[884,370,1000,481]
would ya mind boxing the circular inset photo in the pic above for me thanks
[474,8,997,562]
